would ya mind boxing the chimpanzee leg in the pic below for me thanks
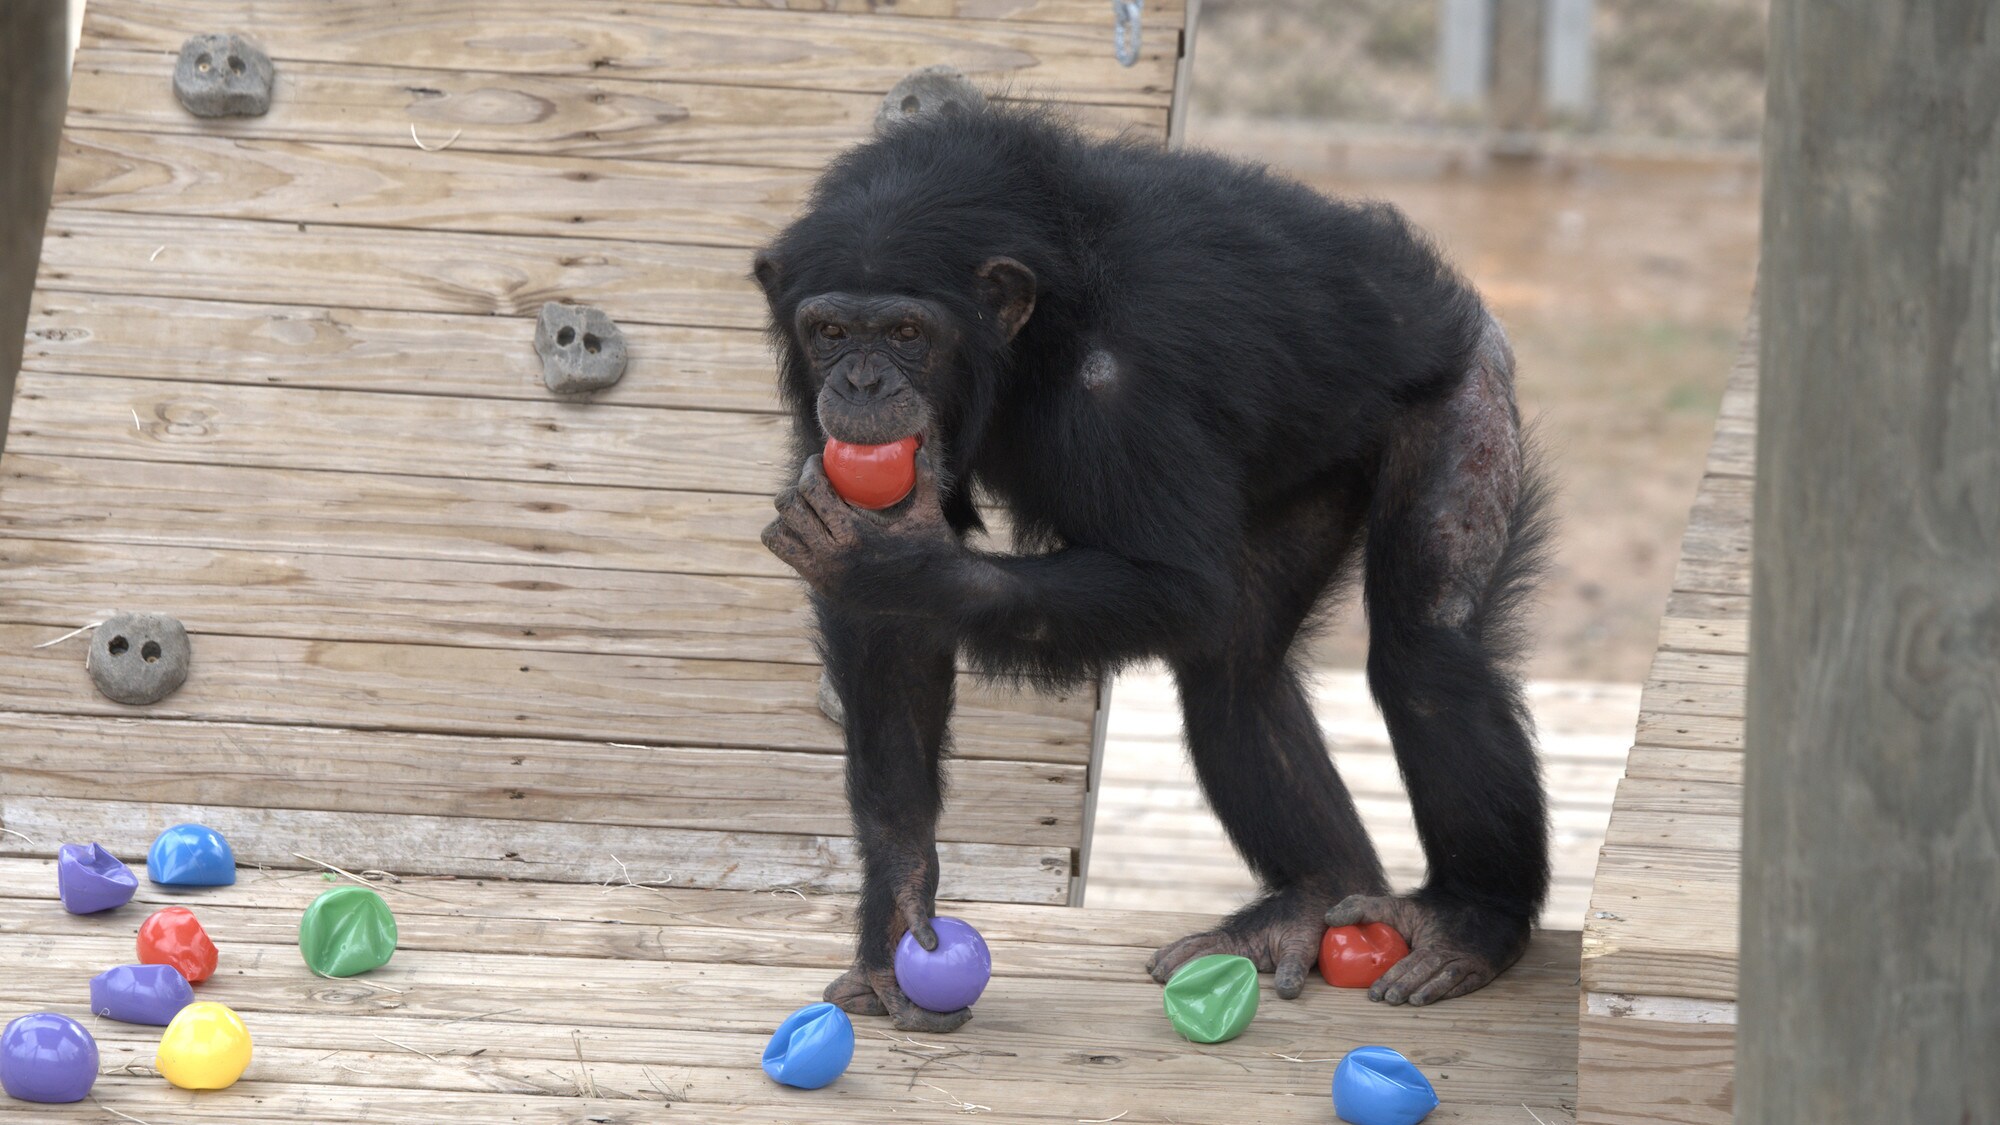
[1145,485,1390,999]
[814,597,972,1033]
[1329,315,1552,1006]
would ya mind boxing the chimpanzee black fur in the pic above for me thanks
[754,107,1551,1033]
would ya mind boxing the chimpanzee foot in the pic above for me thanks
[1146,889,1332,999]
[823,963,889,1016]
[824,963,971,1032]
[1326,892,1530,1006]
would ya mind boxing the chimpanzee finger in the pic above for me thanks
[775,485,836,547]
[1370,948,1445,1005]
[796,455,861,535]
[897,897,939,952]
[761,521,812,573]
[1326,893,1403,930]
[1272,928,1318,1000]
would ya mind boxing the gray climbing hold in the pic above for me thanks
[534,303,629,394]
[173,34,275,118]
[87,613,191,706]
[875,66,988,134]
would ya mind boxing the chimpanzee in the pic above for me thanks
[755,107,1550,1033]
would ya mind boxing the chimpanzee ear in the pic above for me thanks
[751,251,782,299]
[975,256,1036,342]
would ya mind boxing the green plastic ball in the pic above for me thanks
[299,886,398,978]
[1162,954,1259,1043]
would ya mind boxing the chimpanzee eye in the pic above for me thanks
[817,323,846,340]
[891,324,921,342]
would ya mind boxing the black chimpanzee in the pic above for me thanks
[755,107,1550,1033]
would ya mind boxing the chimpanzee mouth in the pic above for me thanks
[816,387,932,448]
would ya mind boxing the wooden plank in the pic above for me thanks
[1582,845,1739,1000]
[54,127,810,249]
[7,370,789,495]
[0,856,1186,954]
[79,0,1179,106]
[0,711,1084,847]
[0,534,823,663]
[1638,652,1746,721]
[35,210,766,329]
[0,927,1583,1048]
[0,796,1071,902]
[1632,711,1742,753]
[0,629,1094,766]
[525,0,1184,28]
[1621,746,1742,786]
[1577,999,1734,1125]
[1599,777,1741,855]
[510,0,1184,28]
[64,50,1167,171]
[0,453,788,577]
[18,293,782,413]
[1668,476,1752,597]
[1654,593,1749,657]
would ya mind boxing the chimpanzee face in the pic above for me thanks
[794,293,950,446]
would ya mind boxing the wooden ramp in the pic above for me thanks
[1090,666,1640,929]
[1,2,1580,1120]
[1576,314,1754,1124]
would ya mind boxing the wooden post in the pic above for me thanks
[1541,0,1592,118]
[1488,0,1543,141]
[1744,2,2000,1121]
[0,0,68,449]
[1438,0,1493,108]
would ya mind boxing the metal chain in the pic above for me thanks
[1112,0,1142,67]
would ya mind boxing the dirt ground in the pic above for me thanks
[1184,119,1762,681]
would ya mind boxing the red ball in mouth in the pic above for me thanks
[822,435,919,510]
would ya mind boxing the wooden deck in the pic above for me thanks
[1089,666,1640,929]
[1576,316,1754,1124]
[1,1,1585,1119]
[0,857,1581,1123]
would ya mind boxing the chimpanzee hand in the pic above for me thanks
[1325,891,1531,1005]
[823,848,972,1033]
[763,451,958,607]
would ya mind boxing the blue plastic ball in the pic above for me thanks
[146,824,236,887]
[1333,1045,1439,1125]
[761,1002,854,1090]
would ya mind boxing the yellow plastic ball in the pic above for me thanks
[155,1002,252,1090]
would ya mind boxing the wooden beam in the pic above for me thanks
[0,0,68,446]
[1744,1,2000,1118]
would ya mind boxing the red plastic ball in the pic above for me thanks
[137,907,219,984]
[1319,922,1410,989]
[822,436,919,510]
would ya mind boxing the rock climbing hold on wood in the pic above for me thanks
[876,66,988,134]
[173,34,274,118]
[86,612,191,706]
[534,302,629,394]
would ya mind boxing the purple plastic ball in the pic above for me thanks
[0,1013,98,1104]
[91,964,196,1026]
[56,842,138,914]
[893,916,992,1012]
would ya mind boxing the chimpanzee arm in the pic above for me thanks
[765,453,1233,681]
[812,599,975,1033]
